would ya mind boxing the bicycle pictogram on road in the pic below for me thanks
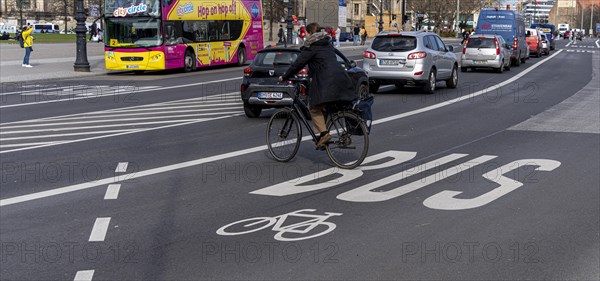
[216,209,342,241]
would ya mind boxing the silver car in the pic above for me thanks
[363,31,458,94]
[461,34,512,73]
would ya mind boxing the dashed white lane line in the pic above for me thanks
[596,39,600,48]
[115,162,129,173]
[73,270,95,281]
[89,217,111,242]
[0,50,564,207]
[104,184,122,200]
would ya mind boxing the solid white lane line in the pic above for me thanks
[88,218,111,242]
[115,162,128,173]
[374,50,564,125]
[0,130,132,141]
[1,116,241,134]
[98,103,241,113]
[0,141,58,148]
[73,270,95,281]
[0,113,243,154]
[1,110,241,129]
[0,51,564,206]
[104,184,121,200]
[0,77,243,108]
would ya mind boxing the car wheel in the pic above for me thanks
[446,66,458,88]
[236,46,246,66]
[496,65,504,73]
[358,83,370,99]
[461,67,468,72]
[537,50,542,58]
[369,82,380,94]
[505,61,511,71]
[423,69,436,94]
[513,55,521,66]
[183,50,195,72]
[243,104,262,118]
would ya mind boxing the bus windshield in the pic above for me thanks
[105,17,162,48]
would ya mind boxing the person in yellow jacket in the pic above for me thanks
[21,25,34,68]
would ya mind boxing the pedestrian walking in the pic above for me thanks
[353,24,360,46]
[360,26,367,45]
[461,29,469,45]
[21,25,34,68]
[335,26,341,47]
[279,22,357,149]
[278,25,284,43]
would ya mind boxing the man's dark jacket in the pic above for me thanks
[281,32,357,106]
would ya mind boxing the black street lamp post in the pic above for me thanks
[73,0,90,72]
[378,0,384,32]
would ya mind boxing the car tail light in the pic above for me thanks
[297,67,309,78]
[364,51,376,59]
[243,67,252,77]
[463,38,469,54]
[513,38,518,50]
[407,52,427,60]
[414,71,424,75]
[300,84,307,95]
[495,37,500,55]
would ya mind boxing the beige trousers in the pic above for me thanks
[310,104,327,134]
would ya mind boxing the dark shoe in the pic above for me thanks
[316,133,331,150]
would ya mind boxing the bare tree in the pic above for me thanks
[48,0,74,32]
[262,0,287,41]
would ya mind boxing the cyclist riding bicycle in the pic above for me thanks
[279,22,357,150]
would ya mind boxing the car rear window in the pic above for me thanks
[467,38,496,48]
[253,51,299,67]
[541,34,547,40]
[371,36,417,52]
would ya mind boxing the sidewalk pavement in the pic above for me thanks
[0,38,461,84]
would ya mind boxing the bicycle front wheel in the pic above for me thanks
[267,109,302,162]
[326,112,369,169]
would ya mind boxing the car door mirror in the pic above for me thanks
[446,45,454,52]
[504,43,510,49]
[350,60,357,68]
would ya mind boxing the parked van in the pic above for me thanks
[530,23,556,50]
[475,9,528,66]
[0,25,17,34]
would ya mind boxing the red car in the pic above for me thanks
[526,28,543,58]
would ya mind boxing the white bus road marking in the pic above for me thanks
[596,39,600,48]
[104,184,122,200]
[88,218,111,242]
[73,270,95,281]
[0,77,243,108]
[115,162,128,173]
[0,50,564,207]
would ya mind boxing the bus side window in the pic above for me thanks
[221,21,230,40]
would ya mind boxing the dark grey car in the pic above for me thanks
[362,31,458,94]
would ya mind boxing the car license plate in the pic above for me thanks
[258,92,283,99]
[472,60,485,64]
[380,59,402,66]
[126,65,139,69]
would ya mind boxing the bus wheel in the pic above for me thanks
[237,47,246,66]
[183,50,195,72]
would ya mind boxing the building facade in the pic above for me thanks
[523,0,556,24]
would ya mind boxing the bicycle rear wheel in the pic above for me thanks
[267,109,302,162]
[325,112,369,169]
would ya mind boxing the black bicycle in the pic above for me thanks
[266,78,369,169]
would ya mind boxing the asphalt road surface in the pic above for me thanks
[1,39,599,280]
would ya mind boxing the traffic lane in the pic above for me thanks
[22,126,597,280]
[2,46,596,278]
[0,48,366,123]
[0,186,126,281]
[0,48,592,200]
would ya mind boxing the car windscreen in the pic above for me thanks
[371,36,417,52]
[467,38,496,48]
[541,34,547,40]
[253,51,299,67]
